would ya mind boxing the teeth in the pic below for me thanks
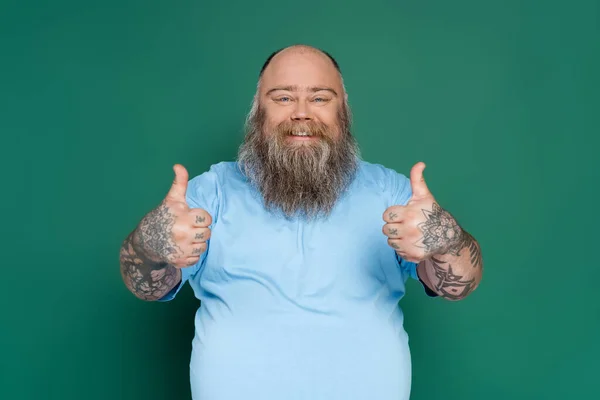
[292,131,310,136]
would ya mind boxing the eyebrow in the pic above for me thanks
[265,85,338,96]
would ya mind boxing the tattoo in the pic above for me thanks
[417,203,483,270]
[192,247,202,254]
[196,215,205,224]
[119,200,184,300]
[417,203,464,256]
[388,211,398,221]
[388,228,398,236]
[195,232,204,240]
[430,256,475,300]
[133,201,184,263]
[462,230,483,269]
[119,232,179,301]
[390,242,400,249]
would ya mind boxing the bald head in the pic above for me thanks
[257,45,345,102]
[259,45,341,78]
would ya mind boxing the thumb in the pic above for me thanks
[410,162,431,199]
[166,164,189,202]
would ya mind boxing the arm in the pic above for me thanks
[417,224,483,301]
[119,222,182,302]
[119,164,212,302]
[383,162,483,300]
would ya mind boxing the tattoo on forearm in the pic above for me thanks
[119,201,184,300]
[462,231,483,270]
[417,203,483,269]
[119,233,179,301]
[430,256,475,300]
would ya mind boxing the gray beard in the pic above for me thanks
[237,107,360,220]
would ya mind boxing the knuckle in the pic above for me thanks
[191,209,212,226]
[189,244,206,256]
[382,209,390,220]
[383,209,393,221]
[170,201,188,213]
[171,225,187,241]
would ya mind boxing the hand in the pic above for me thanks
[133,164,212,268]
[383,162,463,263]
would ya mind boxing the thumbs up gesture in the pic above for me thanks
[383,162,461,263]
[134,164,212,268]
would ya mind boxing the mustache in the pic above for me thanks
[272,120,329,137]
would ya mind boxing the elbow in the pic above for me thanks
[442,273,483,302]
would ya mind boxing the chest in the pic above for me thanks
[198,187,405,301]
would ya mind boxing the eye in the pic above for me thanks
[312,97,329,103]
[275,96,292,102]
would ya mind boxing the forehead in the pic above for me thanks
[260,50,342,94]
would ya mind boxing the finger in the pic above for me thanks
[189,243,207,257]
[383,206,406,223]
[184,256,200,267]
[191,227,211,243]
[166,164,189,202]
[190,208,212,227]
[388,238,402,251]
[382,223,403,239]
[173,256,199,268]
[410,162,431,199]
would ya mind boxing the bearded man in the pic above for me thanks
[119,44,483,400]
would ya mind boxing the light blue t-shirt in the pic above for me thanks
[160,160,426,400]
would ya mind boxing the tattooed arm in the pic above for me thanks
[384,162,483,301]
[119,164,212,301]
[415,204,483,301]
[119,222,182,301]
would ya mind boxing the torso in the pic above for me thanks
[186,161,414,400]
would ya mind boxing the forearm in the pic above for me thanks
[119,229,181,301]
[419,230,483,301]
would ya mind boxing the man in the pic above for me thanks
[119,44,483,400]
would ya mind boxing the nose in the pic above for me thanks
[291,100,312,121]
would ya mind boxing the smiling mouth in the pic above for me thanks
[290,131,312,137]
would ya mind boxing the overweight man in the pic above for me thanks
[119,44,483,400]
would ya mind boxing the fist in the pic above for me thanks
[136,164,212,268]
[382,162,438,263]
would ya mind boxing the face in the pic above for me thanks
[259,50,345,144]
[238,48,360,220]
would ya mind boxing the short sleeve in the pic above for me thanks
[157,165,220,302]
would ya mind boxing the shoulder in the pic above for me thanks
[355,160,410,191]
[185,162,238,214]
[188,161,239,187]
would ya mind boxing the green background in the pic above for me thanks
[2,0,598,399]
